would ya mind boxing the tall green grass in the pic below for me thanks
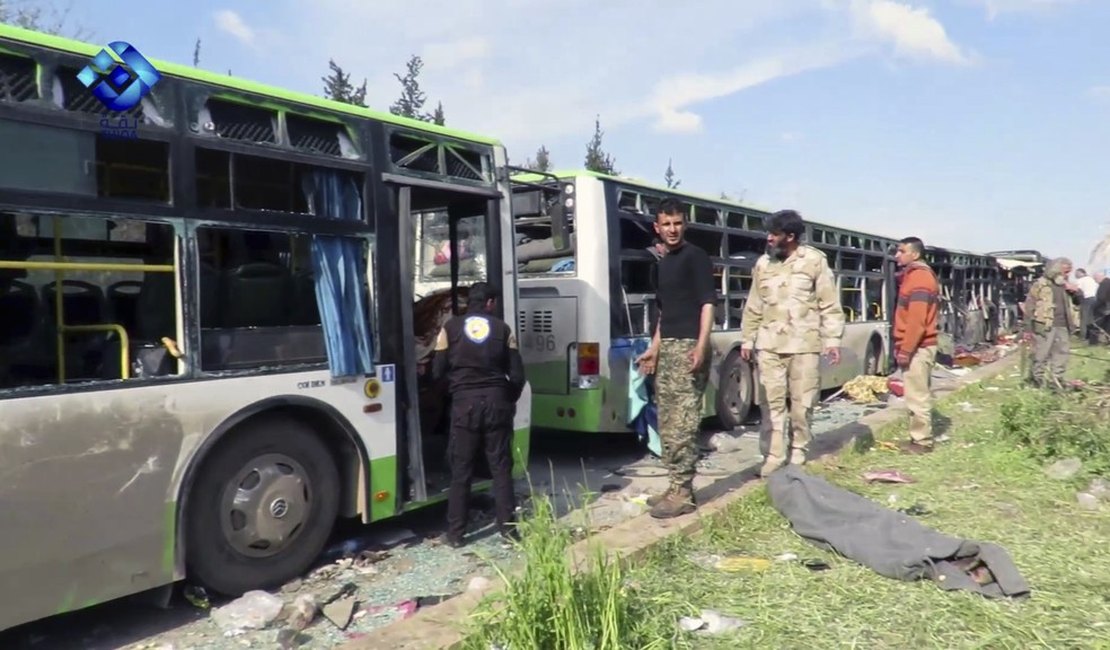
[459,492,685,650]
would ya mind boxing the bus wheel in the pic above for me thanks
[185,415,340,596]
[715,351,754,430]
[864,338,882,376]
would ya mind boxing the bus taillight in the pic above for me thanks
[577,342,600,387]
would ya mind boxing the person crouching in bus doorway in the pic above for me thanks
[431,282,527,547]
[892,237,941,454]
[740,210,844,478]
[635,198,716,519]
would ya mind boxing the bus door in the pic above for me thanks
[390,178,504,503]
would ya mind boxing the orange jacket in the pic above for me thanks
[894,262,939,354]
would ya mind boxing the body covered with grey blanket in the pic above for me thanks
[766,466,1030,598]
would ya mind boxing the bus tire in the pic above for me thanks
[715,351,754,430]
[863,337,883,376]
[184,415,340,596]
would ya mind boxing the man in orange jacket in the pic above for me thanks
[892,237,940,453]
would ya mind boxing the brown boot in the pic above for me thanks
[646,487,673,507]
[649,486,696,519]
[789,447,807,466]
[760,456,786,478]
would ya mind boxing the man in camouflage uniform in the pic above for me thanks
[740,210,844,477]
[636,198,716,519]
[1024,257,1081,389]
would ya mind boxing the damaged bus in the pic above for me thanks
[0,25,529,631]
[508,169,896,434]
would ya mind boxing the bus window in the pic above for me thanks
[196,227,331,372]
[0,212,180,389]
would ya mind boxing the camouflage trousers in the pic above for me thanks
[656,338,708,490]
[757,351,820,465]
[1029,325,1070,388]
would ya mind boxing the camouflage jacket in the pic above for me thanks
[740,245,845,354]
[1024,276,1080,330]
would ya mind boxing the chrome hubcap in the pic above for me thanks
[220,453,312,558]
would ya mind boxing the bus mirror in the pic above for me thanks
[511,190,543,217]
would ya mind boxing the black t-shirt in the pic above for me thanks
[655,242,716,339]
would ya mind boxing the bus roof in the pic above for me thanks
[0,24,502,147]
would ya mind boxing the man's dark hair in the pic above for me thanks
[1076,268,1087,276]
[766,210,805,239]
[467,281,498,310]
[898,236,925,256]
[657,197,685,220]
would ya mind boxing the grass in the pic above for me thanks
[640,345,1110,648]
[459,345,1110,649]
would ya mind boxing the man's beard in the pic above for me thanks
[766,243,788,260]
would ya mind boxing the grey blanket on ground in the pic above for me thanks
[766,465,1031,599]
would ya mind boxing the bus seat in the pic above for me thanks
[291,270,320,325]
[221,262,291,328]
[42,280,106,327]
[108,280,143,338]
[0,280,39,344]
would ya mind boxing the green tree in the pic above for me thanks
[664,158,681,189]
[584,115,619,175]
[525,145,552,172]
[389,54,446,124]
[0,0,91,38]
[322,59,368,107]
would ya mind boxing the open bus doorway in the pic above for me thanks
[393,182,505,504]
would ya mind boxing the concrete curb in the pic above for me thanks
[341,351,1020,650]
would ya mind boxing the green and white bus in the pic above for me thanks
[0,25,530,631]
[508,170,896,435]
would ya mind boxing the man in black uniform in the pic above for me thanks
[432,282,526,547]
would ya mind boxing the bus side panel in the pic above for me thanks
[517,293,577,395]
[0,369,397,633]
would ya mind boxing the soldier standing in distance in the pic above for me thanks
[740,210,844,478]
[1023,257,1081,389]
[431,282,526,547]
[635,198,716,519]
[892,237,941,454]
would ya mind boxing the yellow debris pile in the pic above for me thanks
[841,375,890,403]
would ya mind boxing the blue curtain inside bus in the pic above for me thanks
[301,170,373,378]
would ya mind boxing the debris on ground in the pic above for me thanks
[897,503,933,517]
[714,554,772,573]
[707,431,745,453]
[841,375,891,403]
[1045,458,1082,480]
[678,609,746,634]
[863,469,916,484]
[211,590,285,634]
[1076,492,1101,511]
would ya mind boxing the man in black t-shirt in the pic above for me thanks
[635,198,716,519]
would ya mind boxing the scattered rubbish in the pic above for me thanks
[211,590,285,633]
[955,401,979,413]
[285,593,317,631]
[715,554,772,573]
[863,469,916,484]
[183,585,209,609]
[1076,492,1100,511]
[1088,478,1109,501]
[707,431,745,453]
[953,353,982,367]
[876,441,901,452]
[801,559,831,572]
[678,609,746,635]
[1045,458,1082,480]
[774,552,798,562]
[842,375,890,403]
[322,597,357,630]
[887,377,905,398]
[281,579,304,594]
[468,576,492,592]
[629,493,650,506]
[984,386,1001,392]
[898,503,932,517]
[957,483,981,491]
